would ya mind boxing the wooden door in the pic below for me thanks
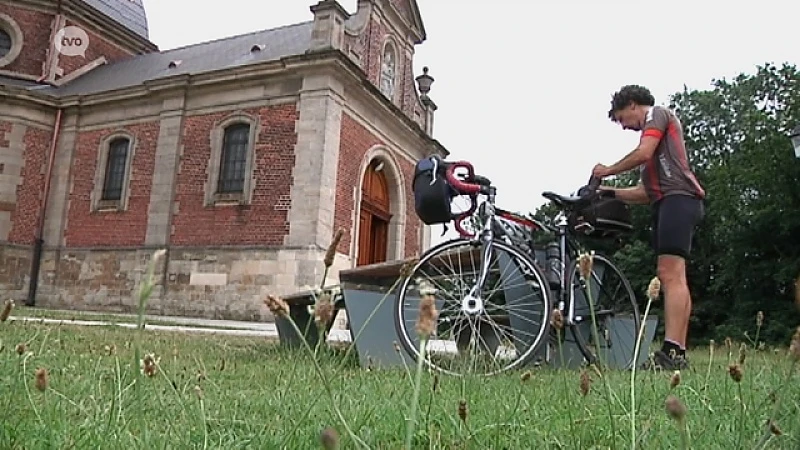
[357,162,392,266]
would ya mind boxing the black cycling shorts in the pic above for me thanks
[651,194,704,259]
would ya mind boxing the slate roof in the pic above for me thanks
[32,21,314,97]
[79,0,149,39]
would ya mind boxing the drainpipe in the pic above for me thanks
[26,108,63,306]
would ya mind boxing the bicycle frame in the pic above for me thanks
[443,160,593,328]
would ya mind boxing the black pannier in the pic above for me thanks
[412,155,458,225]
[568,196,633,238]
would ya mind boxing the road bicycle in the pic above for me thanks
[394,159,641,376]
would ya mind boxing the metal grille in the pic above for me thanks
[102,138,129,201]
[217,124,250,193]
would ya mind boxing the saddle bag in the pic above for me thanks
[568,196,633,238]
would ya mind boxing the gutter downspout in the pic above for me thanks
[26,108,63,306]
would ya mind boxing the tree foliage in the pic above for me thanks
[530,63,800,345]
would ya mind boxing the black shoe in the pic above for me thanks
[640,350,689,371]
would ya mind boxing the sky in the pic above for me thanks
[143,0,800,240]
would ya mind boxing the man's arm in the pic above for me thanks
[600,183,649,205]
[594,106,670,178]
[604,136,660,176]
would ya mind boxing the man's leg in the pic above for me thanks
[657,255,691,352]
[650,195,702,367]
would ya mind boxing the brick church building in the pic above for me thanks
[0,0,447,320]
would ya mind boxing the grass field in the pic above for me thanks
[1,315,798,449]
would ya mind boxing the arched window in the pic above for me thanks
[101,137,130,201]
[217,123,251,193]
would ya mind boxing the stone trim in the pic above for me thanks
[0,13,24,68]
[351,145,407,262]
[204,112,261,207]
[91,131,136,212]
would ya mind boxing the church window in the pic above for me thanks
[217,123,250,193]
[93,133,135,212]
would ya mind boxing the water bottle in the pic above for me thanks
[544,241,561,287]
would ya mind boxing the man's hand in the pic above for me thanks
[592,164,612,178]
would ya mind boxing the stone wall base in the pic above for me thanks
[0,243,351,322]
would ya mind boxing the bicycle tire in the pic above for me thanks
[566,253,641,369]
[394,238,553,376]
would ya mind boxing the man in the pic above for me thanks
[592,84,705,370]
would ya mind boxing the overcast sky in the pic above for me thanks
[144,0,800,234]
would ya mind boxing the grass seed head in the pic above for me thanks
[550,309,564,330]
[0,299,14,322]
[264,295,290,318]
[415,281,438,338]
[194,385,203,400]
[457,399,468,422]
[578,251,594,281]
[789,326,800,361]
[521,370,533,383]
[756,310,764,328]
[665,395,686,421]
[670,370,681,389]
[579,369,592,396]
[16,343,26,355]
[140,353,160,377]
[728,363,743,383]
[314,292,334,327]
[319,426,340,450]
[647,276,661,301]
[34,368,48,392]
[768,420,783,436]
[324,228,345,268]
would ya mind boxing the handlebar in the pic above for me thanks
[440,160,493,238]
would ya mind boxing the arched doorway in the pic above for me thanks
[357,160,392,266]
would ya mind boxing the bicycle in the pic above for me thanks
[394,159,641,376]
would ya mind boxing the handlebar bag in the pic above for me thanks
[412,156,458,225]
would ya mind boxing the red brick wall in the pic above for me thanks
[64,122,160,247]
[170,104,298,246]
[335,113,421,257]
[56,19,134,78]
[5,123,53,245]
[0,4,52,78]
[0,5,136,80]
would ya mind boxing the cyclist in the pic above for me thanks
[591,84,705,370]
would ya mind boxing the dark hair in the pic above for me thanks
[608,85,656,120]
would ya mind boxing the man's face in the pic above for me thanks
[613,103,643,131]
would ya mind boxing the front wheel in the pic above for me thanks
[394,238,553,376]
[567,253,641,369]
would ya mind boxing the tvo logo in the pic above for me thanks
[54,26,89,57]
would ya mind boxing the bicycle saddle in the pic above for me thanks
[541,191,587,207]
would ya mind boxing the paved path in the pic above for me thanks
[7,308,351,342]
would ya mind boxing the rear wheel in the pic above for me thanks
[567,253,641,369]
[394,238,553,376]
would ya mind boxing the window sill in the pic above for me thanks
[94,200,124,212]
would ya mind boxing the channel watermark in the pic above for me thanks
[54,26,89,57]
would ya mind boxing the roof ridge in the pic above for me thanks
[158,21,314,55]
